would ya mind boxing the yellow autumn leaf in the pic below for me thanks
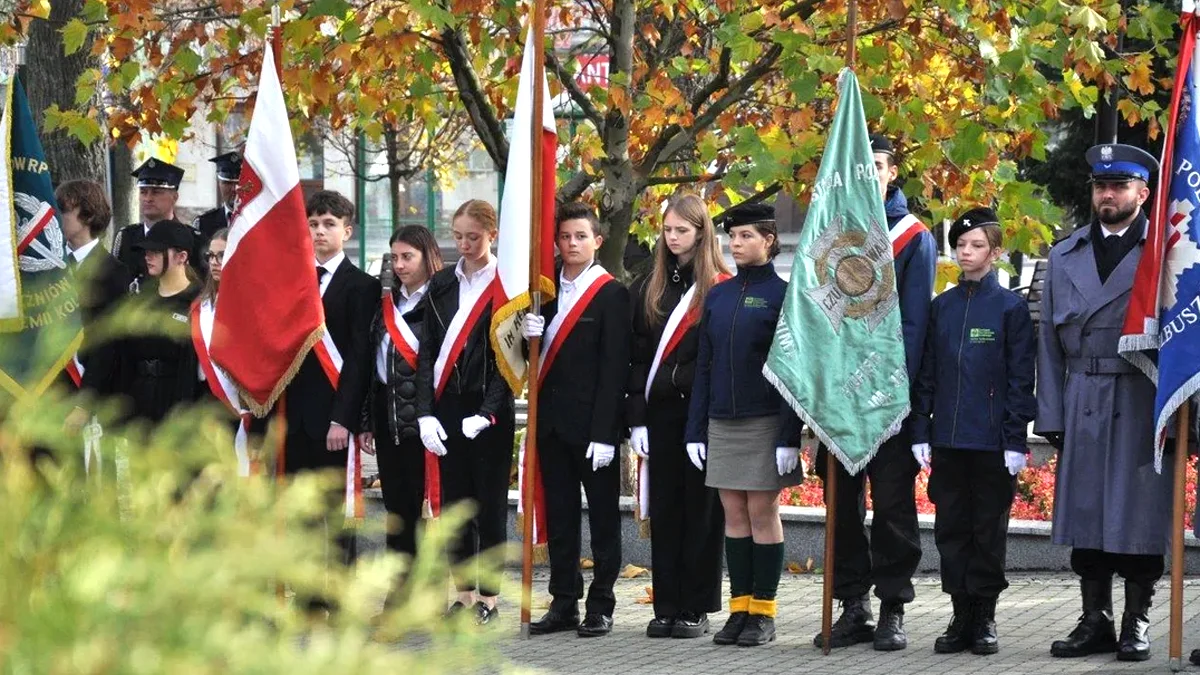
[581,558,594,569]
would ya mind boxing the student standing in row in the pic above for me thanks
[627,193,730,639]
[524,202,631,638]
[910,207,1036,656]
[416,200,514,626]
[687,202,804,647]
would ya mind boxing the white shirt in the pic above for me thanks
[317,251,346,297]
[69,238,101,265]
[376,282,428,383]
[557,261,595,318]
[455,256,497,308]
[1103,225,1130,239]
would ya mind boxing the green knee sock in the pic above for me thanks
[751,542,785,601]
[725,536,754,599]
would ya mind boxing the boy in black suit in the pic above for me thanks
[283,190,379,565]
[523,202,631,638]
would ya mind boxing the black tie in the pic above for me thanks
[67,256,79,273]
[317,266,327,283]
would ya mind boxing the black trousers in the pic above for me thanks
[539,430,622,616]
[437,393,514,597]
[282,430,357,566]
[648,404,723,616]
[928,448,1015,599]
[372,383,425,559]
[817,430,922,603]
[1071,548,1165,586]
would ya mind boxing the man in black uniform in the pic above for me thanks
[113,157,186,286]
[192,152,241,253]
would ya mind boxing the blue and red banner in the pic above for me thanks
[1119,0,1200,470]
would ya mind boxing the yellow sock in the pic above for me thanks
[729,595,751,613]
[749,598,777,618]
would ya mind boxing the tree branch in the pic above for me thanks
[645,171,728,186]
[544,49,605,131]
[558,169,598,202]
[438,25,509,169]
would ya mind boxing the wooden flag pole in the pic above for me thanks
[520,1,548,640]
[1169,403,1190,671]
[822,0,857,656]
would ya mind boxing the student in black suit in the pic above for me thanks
[282,191,379,566]
[415,199,515,626]
[523,202,632,638]
[114,158,192,285]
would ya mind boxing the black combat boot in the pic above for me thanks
[1050,578,1118,657]
[1116,580,1153,662]
[873,601,907,651]
[933,595,973,654]
[971,597,999,655]
[812,594,875,649]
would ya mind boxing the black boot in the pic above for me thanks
[736,614,776,646]
[1050,578,1117,657]
[1116,580,1153,662]
[812,594,875,649]
[970,597,999,655]
[713,612,748,645]
[873,602,907,651]
[933,595,974,654]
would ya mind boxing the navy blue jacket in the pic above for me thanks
[911,272,1036,453]
[886,188,938,385]
[685,261,801,446]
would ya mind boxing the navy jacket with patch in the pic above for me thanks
[885,188,938,384]
[911,272,1036,452]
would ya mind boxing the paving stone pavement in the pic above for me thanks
[474,573,1200,674]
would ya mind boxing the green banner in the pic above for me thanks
[763,69,909,475]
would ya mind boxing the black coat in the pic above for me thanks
[284,257,379,439]
[626,261,700,426]
[73,246,132,397]
[535,267,631,447]
[112,281,204,423]
[415,266,513,421]
[366,291,428,444]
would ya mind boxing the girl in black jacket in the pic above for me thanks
[415,200,515,625]
[364,225,443,585]
[628,194,731,639]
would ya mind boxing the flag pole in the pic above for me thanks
[520,0,548,640]
[1169,403,1190,671]
[821,0,857,657]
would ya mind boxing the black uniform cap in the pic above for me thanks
[1085,143,1158,183]
[132,157,184,189]
[869,134,894,157]
[715,201,776,233]
[949,206,1000,249]
[210,152,243,183]
[133,220,195,252]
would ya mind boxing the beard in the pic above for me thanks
[1095,200,1139,225]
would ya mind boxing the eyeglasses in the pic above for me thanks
[205,251,225,262]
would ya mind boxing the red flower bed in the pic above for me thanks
[781,448,1197,530]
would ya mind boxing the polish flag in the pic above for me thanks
[211,40,324,415]
[490,24,558,394]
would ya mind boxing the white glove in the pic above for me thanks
[686,442,706,471]
[630,426,649,459]
[1004,450,1027,476]
[418,416,448,456]
[462,414,492,440]
[522,313,545,339]
[586,442,616,471]
[776,446,800,476]
[911,443,931,470]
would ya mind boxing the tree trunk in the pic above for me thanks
[25,1,106,186]
[109,142,135,240]
[384,124,402,230]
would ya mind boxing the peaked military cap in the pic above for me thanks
[210,152,243,183]
[132,157,184,189]
[1086,143,1159,183]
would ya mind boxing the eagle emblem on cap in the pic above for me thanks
[147,158,157,167]
[1100,145,1113,162]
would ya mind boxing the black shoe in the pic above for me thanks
[1051,578,1117,657]
[577,613,613,637]
[473,601,500,626]
[812,594,875,649]
[529,609,580,635]
[934,595,974,654]
[443,600,468,620]
[1116,580,1153,662]
[873,602,907,651]
[736,614,776,646]
[970,597,999,655]
[713,612,748,645]
[672,612,709,639]
[1191,648,1200,666]
[646,616,675,638]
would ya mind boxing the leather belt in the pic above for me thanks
[1066,356,1137,375]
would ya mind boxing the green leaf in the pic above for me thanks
[1068,6,1107,32]
[175,48,202,77]
[74,69,100,106]
[306,0,351,18]
[61,18,88,56]
[947,121,988,166]
[789,71,819,103]
[80,0,107,23]
[858,45,886,68]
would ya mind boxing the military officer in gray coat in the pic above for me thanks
[1035,143,1169,663]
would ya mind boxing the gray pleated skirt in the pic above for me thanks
[705,415,804,491]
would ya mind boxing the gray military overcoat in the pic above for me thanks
[1034,220,1171,555]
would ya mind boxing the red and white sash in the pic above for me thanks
[381,295,420,371]
[191,299,252,477]
[889,214,928,258]
[310,311,364,521]
[538,264,613,384]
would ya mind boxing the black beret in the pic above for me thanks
[949,207,1000,249]
[715,201,776,233]
[133,219,195,252]
[869,134,894,157]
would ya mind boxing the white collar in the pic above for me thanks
[70,238,101,262]
[560,260,596,289]
[455,256,496,285]
[1103,225,1130,239]
[317,251,346,275]
[400,281,428,302]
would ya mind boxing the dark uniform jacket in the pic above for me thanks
[626,259,700,426]
[366,290,429,445]
[73,245,132,398]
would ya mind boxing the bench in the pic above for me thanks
[1014,259,1048,331]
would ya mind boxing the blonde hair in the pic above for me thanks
[452,199,498,235]
[644,193,731,327]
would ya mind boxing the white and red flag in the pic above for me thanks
[490,24,558,394]
[211,40,324,416]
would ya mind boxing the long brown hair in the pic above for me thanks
[390,224,444,284]
[643,193,730,327]
[200,228,228,304]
